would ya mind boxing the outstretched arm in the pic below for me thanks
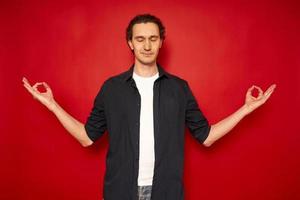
[22,77,93,147]
[203,84,276,147]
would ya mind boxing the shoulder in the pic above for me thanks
[97,71,126,92]
[166,72,188,84]
[164,71,190,92]
[103,69,130,84]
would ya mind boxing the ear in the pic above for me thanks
[127,40,134,50]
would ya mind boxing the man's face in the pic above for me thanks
[128,22,163,66]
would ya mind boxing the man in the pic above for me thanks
[22,14,276,200]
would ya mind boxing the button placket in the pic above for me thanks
[134,83,141,161]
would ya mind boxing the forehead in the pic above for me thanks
[132,22,160,37]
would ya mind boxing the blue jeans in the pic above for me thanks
[137,185,152,200]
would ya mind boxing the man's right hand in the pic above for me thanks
[22,77,93,147]
[22,77,56,111]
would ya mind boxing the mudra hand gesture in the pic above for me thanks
[244,84,276,114]
[22,77,56,111]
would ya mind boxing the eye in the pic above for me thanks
[136,38,144,42]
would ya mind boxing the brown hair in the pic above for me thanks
[126,13,166,41]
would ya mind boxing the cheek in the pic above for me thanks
[154,42,161,48]
[153,45,161,52]
[134,43,143,51]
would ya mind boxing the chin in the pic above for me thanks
[139,60,156,65]
[137,57,157,65]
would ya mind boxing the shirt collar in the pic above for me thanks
[122,63,170,82]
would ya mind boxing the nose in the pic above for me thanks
[144,40,151,51]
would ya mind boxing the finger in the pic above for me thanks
[23,77,34,86]
[22,77,29,84]
[264,85,276,99]
[23,83,32,93]
[23,81,32,89]
[32,82,43,91]
[246,85,255,96]
[253,86,263,94]
[22,77,33,87]
[247,85,262,100]
[266,84,276,92]
[23,83,38,98]
[33,82,43,88]
[253,86,263,99]
[263,90,274,102]
[42,82,52,92]
[247,85,255,93]
[264,84,276,96]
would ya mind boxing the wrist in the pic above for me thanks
[48,99,59,112]
[240,104,251,116]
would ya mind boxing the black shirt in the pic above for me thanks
[85,63,211,200]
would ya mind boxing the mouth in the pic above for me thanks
[142,53,154,56]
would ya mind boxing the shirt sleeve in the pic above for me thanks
[184,81,211,144]
[84,82,107,142]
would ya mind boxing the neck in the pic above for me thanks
[133,61,158,77]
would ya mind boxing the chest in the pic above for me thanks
[104,80,185,119]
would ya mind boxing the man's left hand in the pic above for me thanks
[244,84,277,115]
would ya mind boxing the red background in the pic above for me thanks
[1,0,299,199]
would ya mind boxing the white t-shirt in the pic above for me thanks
[133,71,159,186]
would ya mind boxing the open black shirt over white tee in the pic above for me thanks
[85,63,211,200]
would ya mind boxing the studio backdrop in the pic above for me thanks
[1,0,299,199]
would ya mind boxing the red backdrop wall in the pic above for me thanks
[1,0,299,199]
